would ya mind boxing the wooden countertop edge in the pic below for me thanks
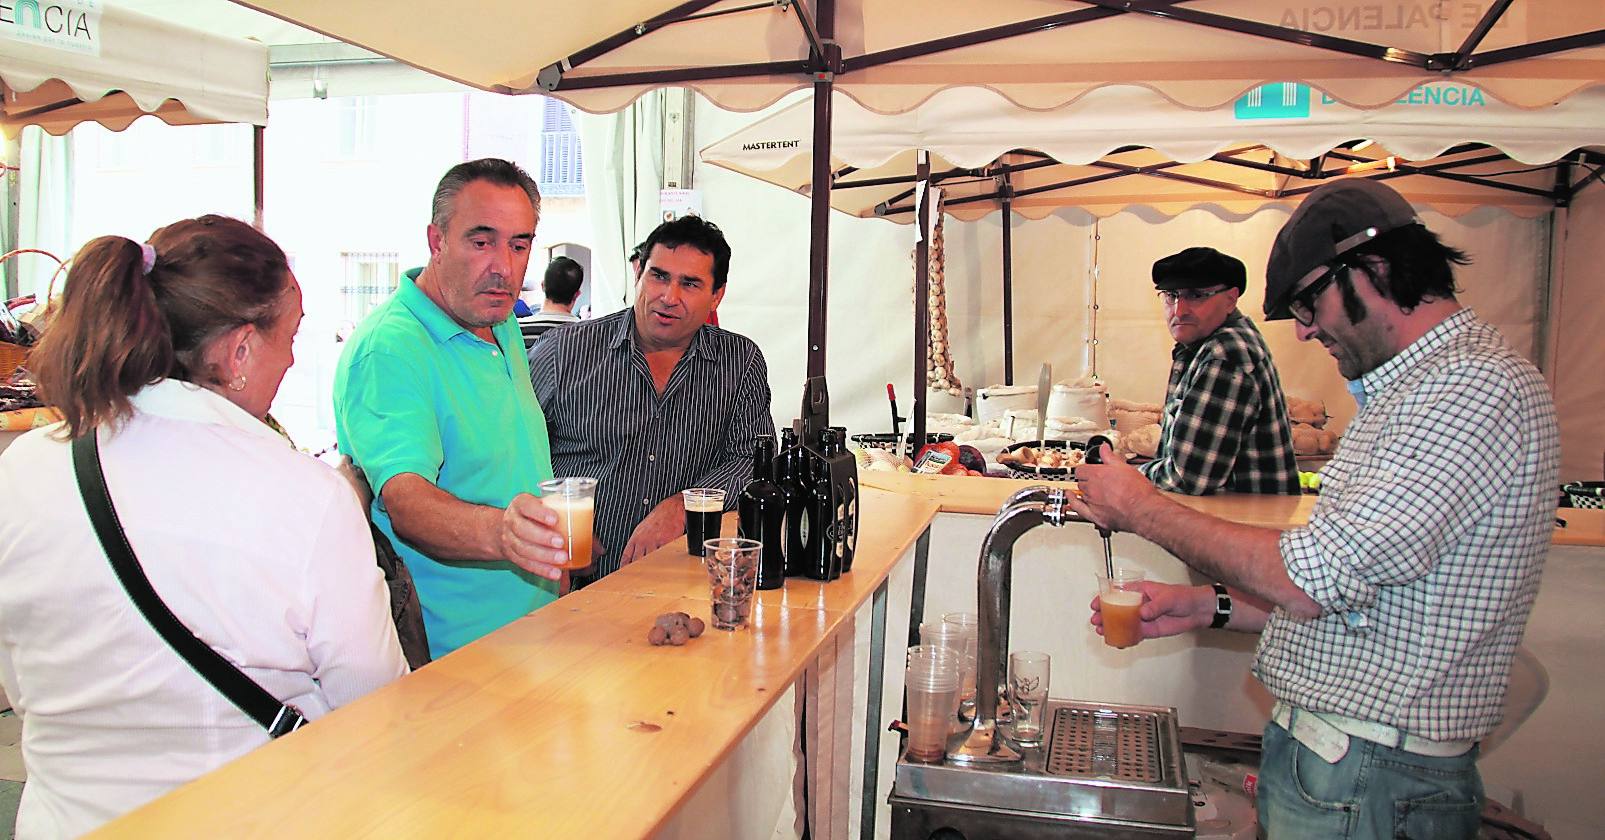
[860,471,1605,547]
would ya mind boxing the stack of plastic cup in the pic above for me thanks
[904,645,961,763]
[919,620,972,731]
[942,612,980,720]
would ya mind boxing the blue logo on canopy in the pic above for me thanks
[1235,83,1311,120]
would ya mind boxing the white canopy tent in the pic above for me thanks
[232,0,1605,387]
[700,83,1605,480]
[0,3,268,137]
[701,83,1605,220]
[227,0,1605,479]
[232,0,1605,113]
[1,2,270,299]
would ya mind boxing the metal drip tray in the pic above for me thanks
[891,699,1193,837]
[1046,706,1163,782]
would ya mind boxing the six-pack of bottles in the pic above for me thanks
[738,378,859,589]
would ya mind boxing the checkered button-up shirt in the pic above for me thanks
[1139,311,1300,495]
[1257,309,1560,742]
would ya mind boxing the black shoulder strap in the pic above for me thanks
[71,431,305,738]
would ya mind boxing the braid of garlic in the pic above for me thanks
[925,206,962,397]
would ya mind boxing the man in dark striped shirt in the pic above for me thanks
[530,216,774,581]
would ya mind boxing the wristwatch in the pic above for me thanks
[1209,583,1232,629]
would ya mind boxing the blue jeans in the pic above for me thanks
[1257,721,1482,839]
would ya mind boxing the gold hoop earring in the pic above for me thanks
[228,374,248,392]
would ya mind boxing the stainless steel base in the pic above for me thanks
[888,796,1194,840]
[891,699,1194,839]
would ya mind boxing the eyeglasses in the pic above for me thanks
[1157,286,1232,306]
[1287,262,1348,326]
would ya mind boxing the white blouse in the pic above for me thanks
[0,380,408,839]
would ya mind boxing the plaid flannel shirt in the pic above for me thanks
[1139,311,1300,495]
[1257,310,1560,742]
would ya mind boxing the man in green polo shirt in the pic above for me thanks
[334,158,570,659]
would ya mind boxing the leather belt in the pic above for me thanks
[1271,701,1476,761]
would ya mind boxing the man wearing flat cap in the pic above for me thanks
[1139,246,1299,495]
[1071,180,1559,839]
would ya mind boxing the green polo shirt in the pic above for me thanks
[333,269,556,659]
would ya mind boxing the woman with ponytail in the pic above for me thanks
[0,216,407,838]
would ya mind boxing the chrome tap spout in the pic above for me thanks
[948,486,1097,765]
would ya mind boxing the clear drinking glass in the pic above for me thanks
[703,537,760,630]
[1008,651,1051,747]
[942,612,980,720]
[683,488,726,557]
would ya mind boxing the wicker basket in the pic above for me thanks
[1562,482,1604,510]
[0,342,27,376]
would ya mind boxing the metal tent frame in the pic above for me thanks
[532,0,1604,445]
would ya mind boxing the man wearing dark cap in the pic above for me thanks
[1070,180,1559,839]
[1140,246,1299,495]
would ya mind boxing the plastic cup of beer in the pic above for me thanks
[703,537,761,630]
[683,488,726,557]
[538,477,597,571]
[1097,568,1147,649]
[904,645,961,763]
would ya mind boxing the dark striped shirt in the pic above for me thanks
[529,309,775,577]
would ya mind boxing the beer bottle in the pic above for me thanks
[822,427,858,573]
[805,430,843,581]
[837,447,861,575]
[780,429,809,577]
[803,451,835,581]
[738,435,787,590]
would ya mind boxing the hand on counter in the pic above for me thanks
[1068,443,1162,533]
[619,495,687,567]
[1089,581,1212,642]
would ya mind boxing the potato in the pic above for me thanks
[648,625,669,646]
[688,617,706,637]
[668,626,691,646]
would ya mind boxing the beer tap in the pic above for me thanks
[948,486,1103,766]
[1082,434,1116,579]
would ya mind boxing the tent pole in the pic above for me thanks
[253,125,265,230]
[804,0,838,380]
[913,151,931,453]
[2,135,19,300]
[1000,172,1015,386]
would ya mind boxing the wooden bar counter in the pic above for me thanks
[92,488,939,839]
[90,472,1602,838]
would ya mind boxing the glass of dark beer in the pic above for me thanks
[682,488,726,557]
